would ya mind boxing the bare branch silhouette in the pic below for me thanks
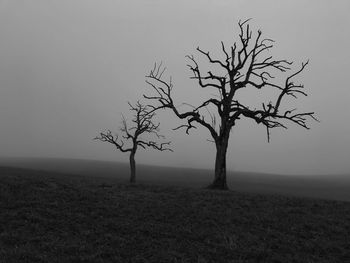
[95,101,172,183]
[144,20,317,190]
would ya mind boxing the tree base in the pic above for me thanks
[129,178,136,184]
[206,179,229,190]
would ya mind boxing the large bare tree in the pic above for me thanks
[95,101,171,183]
[145,20,317,189]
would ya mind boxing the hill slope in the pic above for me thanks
[1,166,350,262]
[0,157,349,201]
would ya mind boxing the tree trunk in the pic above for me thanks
[208,137,229,190]
[129,151,136,183]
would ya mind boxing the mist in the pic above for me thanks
[0,0,350,175]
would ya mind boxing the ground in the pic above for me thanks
[0,166,349,262]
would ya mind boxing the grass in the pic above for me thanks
[2,157,350,202]
[0,166,350,262]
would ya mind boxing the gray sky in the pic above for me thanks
[0,0,349,175]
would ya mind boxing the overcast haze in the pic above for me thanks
[0,0,349,175]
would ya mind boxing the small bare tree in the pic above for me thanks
[145,20,318,189]
[95,101,172,183]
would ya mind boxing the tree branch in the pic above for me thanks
[96,100,172,153]
[137,140,172,152]
[145,64,219,140]
[145,20,317,144]
[235,61,318,141]
[94,130,132,152]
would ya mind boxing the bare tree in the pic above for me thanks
[95,101,172,183]
[144,20,318,190]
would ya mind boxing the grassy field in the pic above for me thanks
[1,157,350,202]
[1,166,350,262]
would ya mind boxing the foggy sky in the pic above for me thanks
[0,0,349,175]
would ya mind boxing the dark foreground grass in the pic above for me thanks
[0,167,349,263]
